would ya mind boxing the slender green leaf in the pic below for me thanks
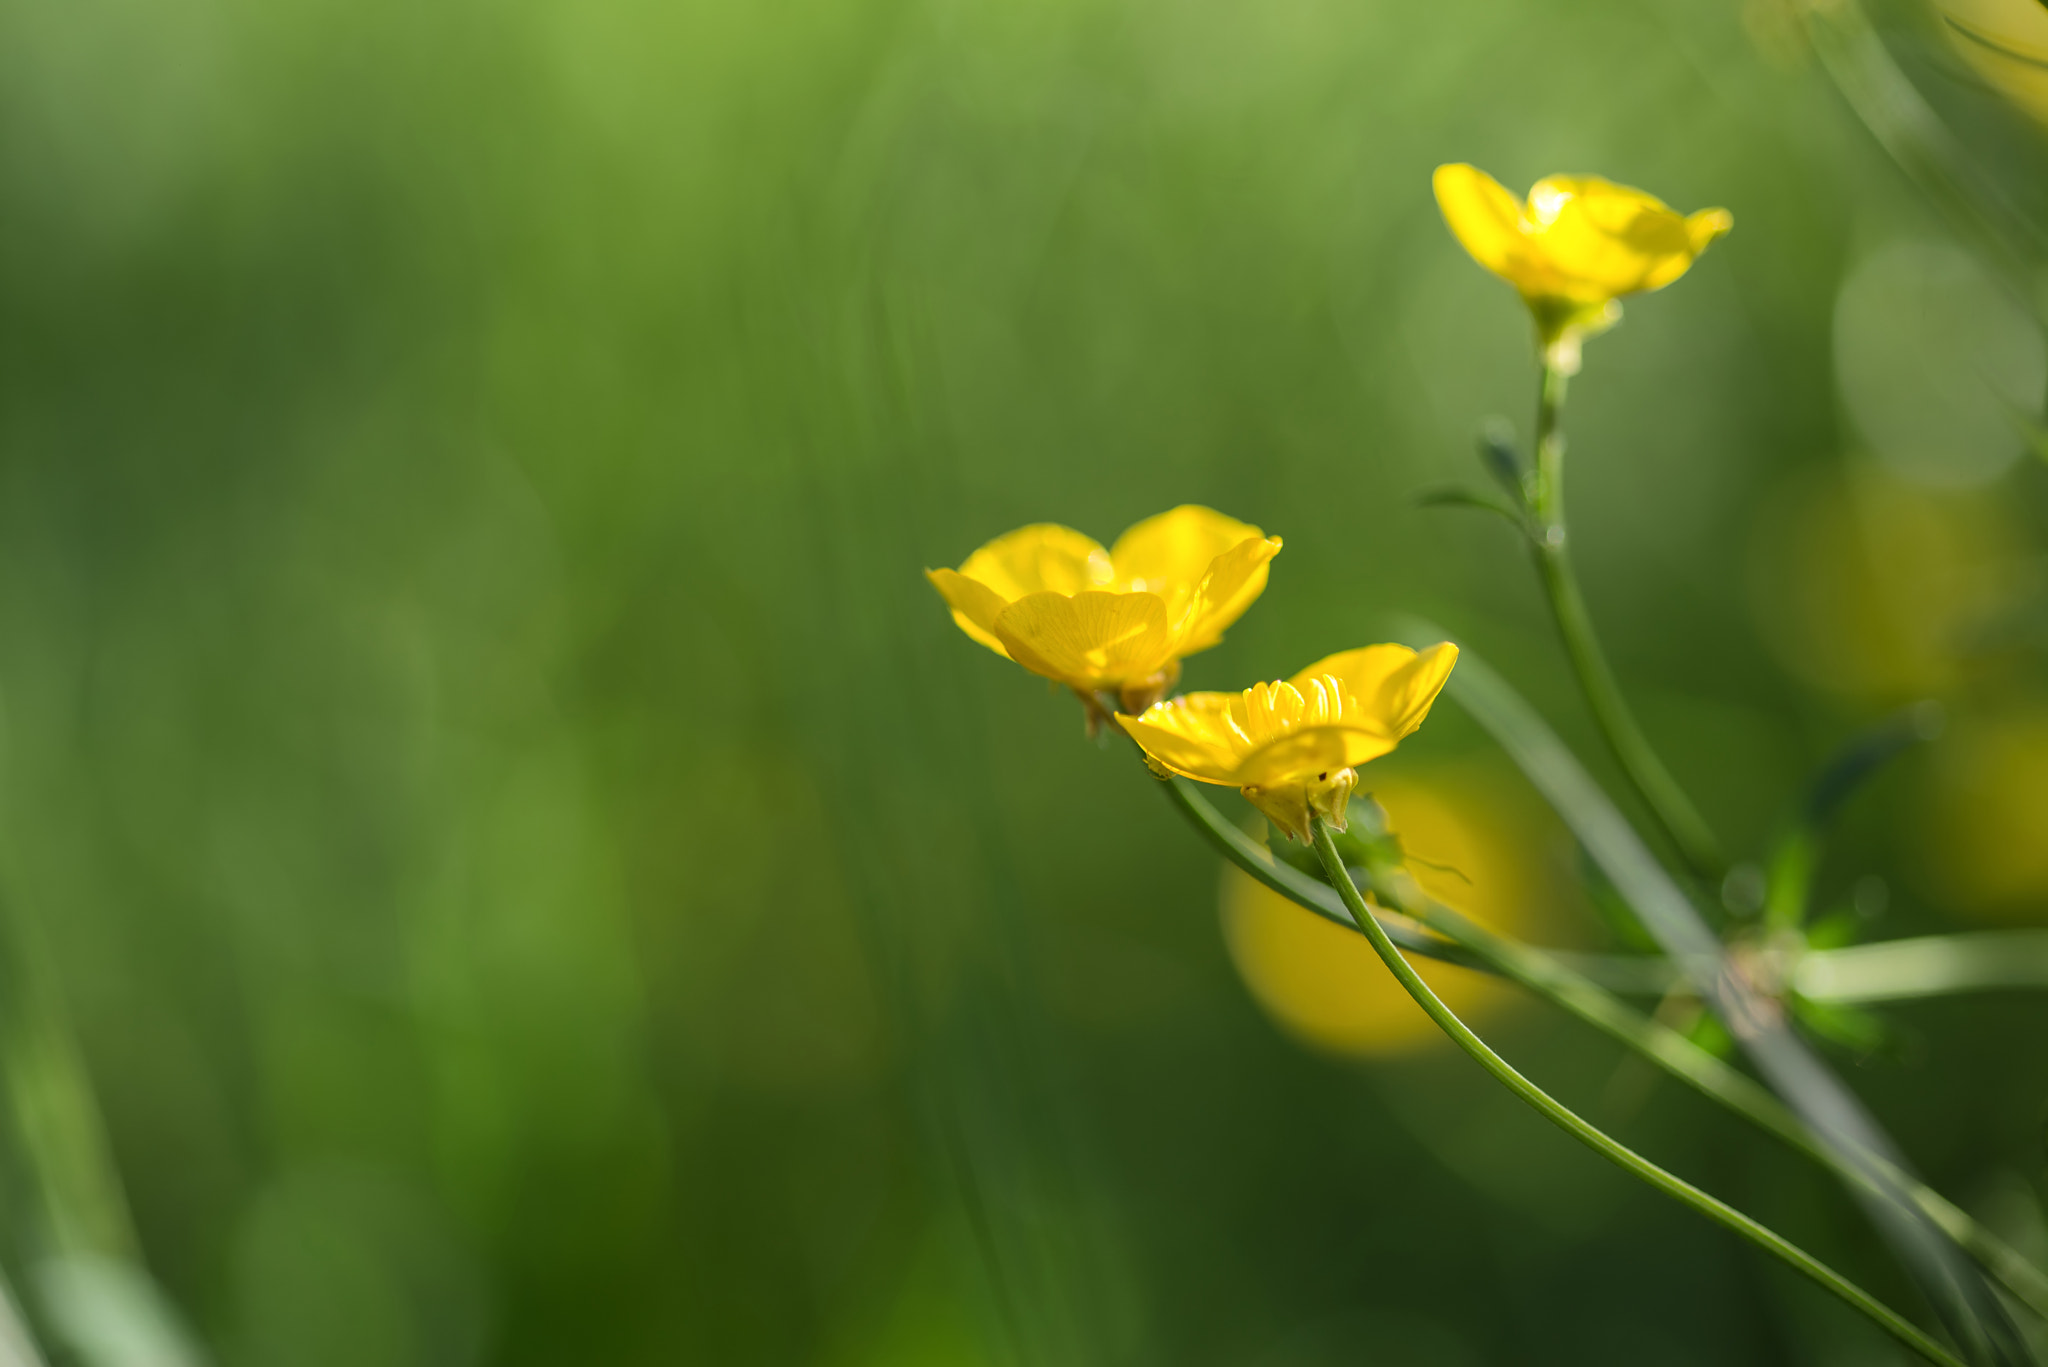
[1800,932,2048,1004]
[1413,485,1532,536]
[1395,619,2033,1367]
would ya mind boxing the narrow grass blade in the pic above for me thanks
[1309,818,1966,1367]
[1397,619,2033,1367]
[1164,778,2048,1321]
[1800,932,2048,1004]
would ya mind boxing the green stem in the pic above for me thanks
[1529,363,1724,882]
[1157,776,1493,970]
[1159,777,2048,1320]
[1306,815,1964,1367]
[1386,886,2048,1323]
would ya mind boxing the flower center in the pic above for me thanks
[1223,674,1351,759]
[1527,182,1571,226]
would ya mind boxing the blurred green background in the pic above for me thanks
[2,0,2047,1362]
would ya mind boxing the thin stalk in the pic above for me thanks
[1388,887,2048,1322]
[1799,932,2048,1005]
[1156,776,1494,970]
[1307,815,1963,1367]
[1160,776,2048,1319]
[1421,634,2029,1364]
[1528,362,1723,882]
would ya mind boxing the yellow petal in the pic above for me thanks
[1115,693,1242,782]
[926,567,1014,656]
[1297,642,1459,740]
[1522,176,1669,298]
[1530,175,1729,300]
[1635,204,1731,291]
[992,590,1174,688]
[956,524,1114,603]
[1432,163,1527,282]
[1232,726,1398,789]
[1109,506,1266,602]
[1292,646,1407,706]
[1176,534,1284,654]
[1686,206,1735,254]
[1382,641,1459,736]
[1436,165,1730,313]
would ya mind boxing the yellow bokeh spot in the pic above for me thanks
[1219,768,1552,1058]
[1748,463,2023,704]
[1919,707,2048,922]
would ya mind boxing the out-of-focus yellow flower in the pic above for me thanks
[926,506,1281,707]
[1748,465,2023,703]
[1117,643,1458,842]
[1222,769,1550,1057]
[1936,0,2048,128]
[1432,163,1732,370]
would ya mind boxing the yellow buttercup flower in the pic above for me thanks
[1432,163,1732,370]
[926,506,1281,708]
[1117,643,1458,842]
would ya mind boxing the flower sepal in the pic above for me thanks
[1531,298,1622,376]
[1248,765,1359,844]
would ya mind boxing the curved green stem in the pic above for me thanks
[1391,889,2048,1323]
[1157,776,1491,969]
[1413,635,2030,1363]
[1529,363,1723,882]
[1306,814,1963,1367]
[1160,777,2048,1321]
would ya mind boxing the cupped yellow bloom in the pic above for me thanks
[926,506,1281,705]
[1117,643,1458,842]
[1432,163,1732,370]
